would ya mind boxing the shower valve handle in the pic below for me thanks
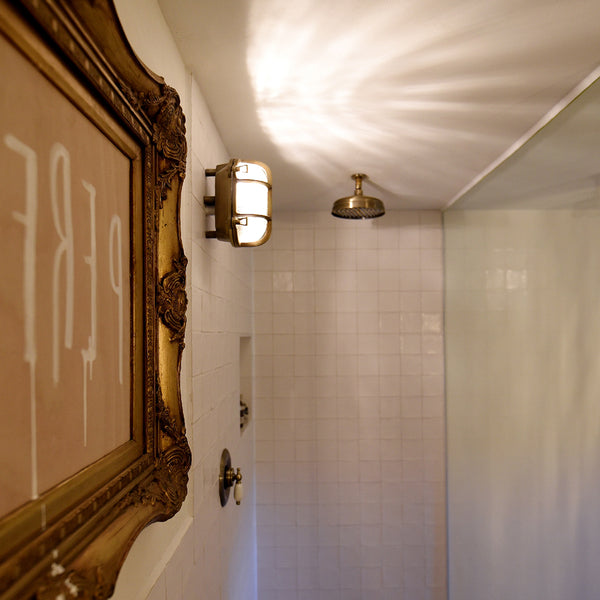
[219,448,244,507]
[225,467,243,505]
[234,477,244,505]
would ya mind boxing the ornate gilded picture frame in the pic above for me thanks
[0,1,190,598]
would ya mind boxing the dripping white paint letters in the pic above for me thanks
[81,180,97,447]
[5,133,39,499]
[50,142,74,385]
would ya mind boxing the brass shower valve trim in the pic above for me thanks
[219,448,244,506]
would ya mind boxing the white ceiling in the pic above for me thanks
[157,0,600,211]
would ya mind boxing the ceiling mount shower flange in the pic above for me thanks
[332,173,385,219]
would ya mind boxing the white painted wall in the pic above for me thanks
[112,2,256,598]
[445,209,600,600]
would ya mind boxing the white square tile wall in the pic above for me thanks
[160,77,258,600]
[109,24,259,600]
[254,211,447,599]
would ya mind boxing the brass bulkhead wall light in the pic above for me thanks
[204,158,272,247]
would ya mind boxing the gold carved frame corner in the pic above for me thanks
[0,0,190,597]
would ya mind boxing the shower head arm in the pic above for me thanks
[351,173,367,196]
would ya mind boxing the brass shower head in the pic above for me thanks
[332,173,385,219]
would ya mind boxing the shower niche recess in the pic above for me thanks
[239,336,252,432]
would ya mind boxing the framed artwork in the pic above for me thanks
[0,0,190,597]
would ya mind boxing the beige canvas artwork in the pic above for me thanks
[0,34,131,517]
